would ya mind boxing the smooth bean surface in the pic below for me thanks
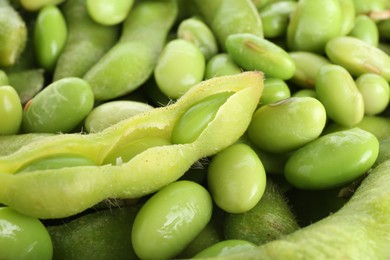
[0,86,22,135]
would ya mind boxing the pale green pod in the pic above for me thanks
[284,128,379,190]
[289,51,331,88]
[86,0,134,26]
[34,5,68,72]
[338,0,356,36]
[226,33,296,80]
[287,0,342,53]
[84,100,154,133]
[315,64,364,127]
[258,1,297,39]
[177,17,218,60]
[247,97,327,153]
[260,78,291,106]
[355,73,390,115]
[325,36,390,80]
[154,39,205,99]
[207,143,267,214]
[205,53,241,79]
[349,15,379,46]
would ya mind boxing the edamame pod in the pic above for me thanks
[177,17,219,60]
[287,0,342,53]
[86,0,134,26]
[315,64,365,127]
[7,69,45,104]
[34,5,67,72]
[84,0,178,101]
[193,0,263,50]
[288,51,331,89]
[53,0,120,80]
[154,39,205,99]
[0,86,22,135]
[0,72,263,218]
[207,143,266,214]
[325,36,390,80]
[247,97,327,153]
[132,180,213,259]
[226,33,296,80]
[22,77,94,133]
[284,128,379,190]
[0,0,27,67]
[348,15,379,46]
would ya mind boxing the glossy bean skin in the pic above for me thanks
[53,0,120,80]
[0,86,22,135]
[248,97,327,153]
[172,92,233,144]
[20,0,64,11]
[84,100,154,133]
[193,0,263,50]
[34,5,67,71]
[325,36,390,81]
[22,77,94,133]
[86,0,134,26]
[226,33,296,80]
[315,64,364,127]
[284,128,379,190]
[287,0,342,53]
[205,53,242,79]
[193,240,257,258]
[289,51,331,89]
[338,0,356,36]
[0,70,8,85]
[0,207,53,260]
[207,143,267,213]
[260,78,291,106]
[131,180,213,259]
[355,73,390,115]
[348,15,379,46]
[177,17,218,60]
[258,1,297,39]
[352,0,388,15]
[154,39,205,99]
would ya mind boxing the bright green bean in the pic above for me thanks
[260,78,291,106]
[0,86,22,135]
[205,53,242,79]
[338,0,356,35]
[86,0,134,26]
[0,70,8,85]
[194,240,257,258]
[348,14,379,46]
[20,0,64,11]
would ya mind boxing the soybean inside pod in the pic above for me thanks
[0,72,263,219]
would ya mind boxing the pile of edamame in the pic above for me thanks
[1,0,390,259]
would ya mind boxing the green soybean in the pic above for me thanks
[172,92,234,144]
[207,143,266,214]
[86,0,134,26]
[177,17,219,60]
[258,0,297,39]
[325,36,390,81]
[20,0,65,11]
[247,97,327,153]
[0,0,27,67]
[348,15,379,46]
[0,86,22,135]
[352,0,388,14]
[355,73,390,115]
[22,77,94,133]
[284,128,379,190]
[34,5,67,72]
[292,89,317,99]
[338,0,356,36]
[315,64,365,127]
[205,53,242,79]
[0,70,8,85]
[84,0,178,101]
[193,0,263,50]
[131,180,213,259]
[193,240,257,258]
[53,0,120,80]
[260,78,291,106]
[288,51,331,89]
[84,100,154,133]
[226,33,296,80]
[16,153,97,173]
[287,0,342,53]
[154,39,205,99]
